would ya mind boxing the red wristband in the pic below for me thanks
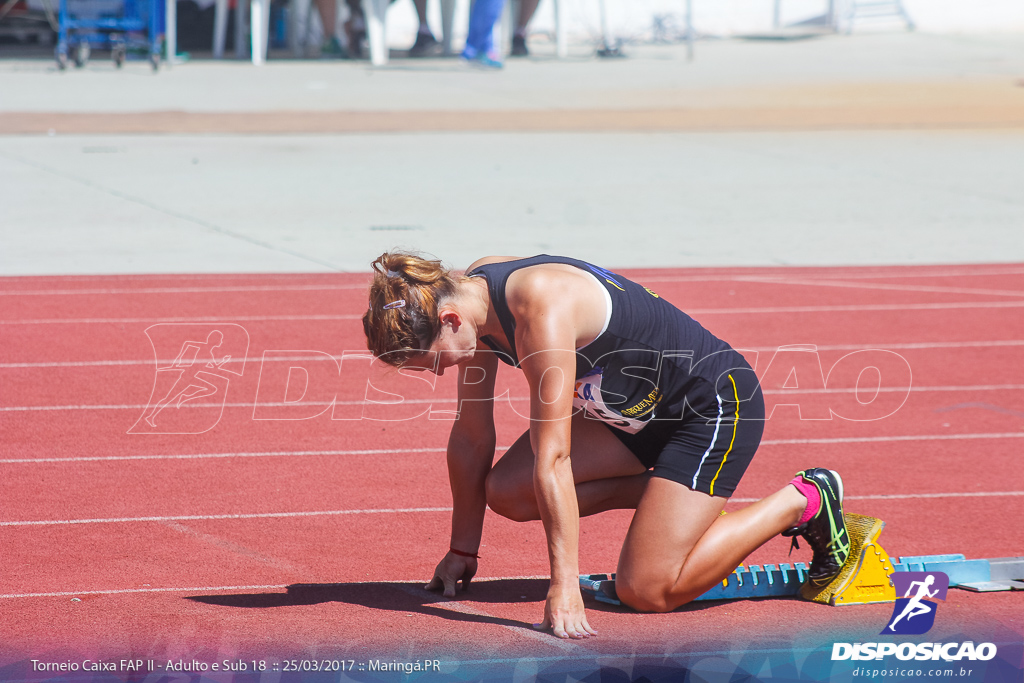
[449,547,480,559]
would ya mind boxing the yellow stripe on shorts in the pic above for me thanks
[709,374,740,496]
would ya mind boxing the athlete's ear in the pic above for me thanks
[438,309,462,332]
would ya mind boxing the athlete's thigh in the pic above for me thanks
[616,477,725,599]
[491,411,647,487]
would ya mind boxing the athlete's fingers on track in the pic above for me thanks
[425,574,456,597]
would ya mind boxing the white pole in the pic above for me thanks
[363,0,387,65]
[554,0,566,58]
[212,0,227,57]
[164,0,176,64]
[440,0,455,55]
[685,0,693,61]
[250,0,264,63]
[598,0,610,50]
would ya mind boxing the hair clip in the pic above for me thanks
[383,299,406,310]
[386,269,400,278]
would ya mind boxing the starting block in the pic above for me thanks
[579,512,1024,609]
[801,513,896,606]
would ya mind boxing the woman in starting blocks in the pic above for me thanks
[362,252,850,639]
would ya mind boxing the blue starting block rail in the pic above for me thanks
[580,563,812,606]
[580,555,1024,606]
[893,554,1024,592]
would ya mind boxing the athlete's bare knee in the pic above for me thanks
[484,469,538,522]
[616,580,676,613]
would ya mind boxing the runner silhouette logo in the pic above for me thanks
[882,572,949,635]
[129,323,250,435]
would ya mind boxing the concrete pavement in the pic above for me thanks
[1,32,1023,274]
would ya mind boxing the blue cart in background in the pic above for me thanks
[56,0,161,70]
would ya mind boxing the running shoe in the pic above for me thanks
[462,51,503,69]
[408,31,441,57]
[320,36,350,59]
[510,35,529,56]
[782,468,850,587]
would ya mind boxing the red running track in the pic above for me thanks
[1,264,1023,671]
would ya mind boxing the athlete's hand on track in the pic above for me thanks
[534,585,597,639]
[424,552,477,598]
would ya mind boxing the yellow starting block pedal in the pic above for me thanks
[800,513,897,606]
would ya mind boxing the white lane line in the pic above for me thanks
[731,276,1024,298]
[0,584,290,599]
[5,339,1023,369]
[4,490,1020,529]
[2,266,1022,297]
[760,432,1024,445]
[689,301,1024,315]
[766,383,1024,395]
[8,382,1024,412]
[0,400,395,412]
[0,507,453,527]
[743,340,1024,352]
[4,300,1024,325]
[4,432,1024,465]
[729,491,1024,504]
[1,354,359,369]
[0,314,361,325]
[0,284,367,296]
[0,447,451,464]
[637,266,1024,283]
[0,576,551,601]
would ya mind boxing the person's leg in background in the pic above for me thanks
[314,0,348,56]
[408,0,441,56]
[343,0,364,57]
[463,0,506,66]
[511,0,538,56]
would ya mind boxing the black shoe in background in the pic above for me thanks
[510,35,529,57]
[408,31,441,57]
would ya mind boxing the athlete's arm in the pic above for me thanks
[425,348,499,597]
[511,274,597,640]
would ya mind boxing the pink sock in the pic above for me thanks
[790,475,821,526]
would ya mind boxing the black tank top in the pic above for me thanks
[466,255,750,433]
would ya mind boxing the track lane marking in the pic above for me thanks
[0,284,368,296]
[5,299,1024,325]
[4,339,1023,369]
[638,267,1024,282]
[4,432,1024,464]
[0,576,549,600]
[0,314,361,325]
[4,492,1021,527]
[729,491,1024,504]
[6,382,1024,412]
[5,266,1023,297]
[729,276,1024,298]
[0,447,451,464]
[0,585,290,599]
[0,507,453,526]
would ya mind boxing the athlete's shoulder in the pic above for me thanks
[464,255,523,273]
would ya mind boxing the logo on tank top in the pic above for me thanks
[585,264,626,292]
[572,366,650,433]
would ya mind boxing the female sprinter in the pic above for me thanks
[362,252,850,639]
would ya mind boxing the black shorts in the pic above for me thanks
[609,368,765,498]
